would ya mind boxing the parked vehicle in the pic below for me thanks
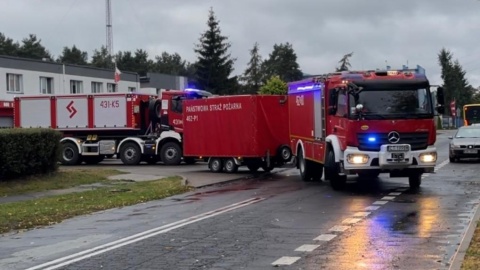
[13,89,212,165]
[287,66,445,190]
[448,125,480,162]
[182,95,292,173]
[463,104,480,126]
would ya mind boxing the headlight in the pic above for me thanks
[347,154,369,164]
[419,152,437,163]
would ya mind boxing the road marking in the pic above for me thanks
[272,256,301,266]
[329,225,350,232]
[389,192,402,196]
[381,196,396,200]
[373,200,388,205]
[365,206,381,211]
[342,218,362,224]
[295,244,320,252]
[26,197,265,270]
[313,234,337,241]
[353,212,371,217]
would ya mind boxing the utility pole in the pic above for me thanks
[106,0,113,60]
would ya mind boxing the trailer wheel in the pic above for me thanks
[224,158,239,173]
[208,158,223,172]
[278,145,292,162]
[160,142,182,165]
[325,149,347,190]
[61,142,80,165]
[408,173,422,189]
[120,142,142,165]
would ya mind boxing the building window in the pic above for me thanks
[6,73,23,93]
[128,87,136,92]
[70,80,83,94]
[91,82,103,93]
[107,83,117,93]
[39,77,54,94]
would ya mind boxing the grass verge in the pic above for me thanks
[462,222,480,269]
[0,176,192,234]
[0,169,125,197]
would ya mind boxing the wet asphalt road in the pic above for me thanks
[1,130,479,270]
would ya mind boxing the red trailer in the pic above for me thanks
[182,95,292,173]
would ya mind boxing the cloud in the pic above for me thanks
[0,0,479,87]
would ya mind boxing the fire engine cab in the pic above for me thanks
[287,66,445,190]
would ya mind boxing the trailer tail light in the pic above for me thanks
[347,154,369,164]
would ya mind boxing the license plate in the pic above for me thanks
[387,145,409,152]
[391,153,405,160]
[464,149,478,154]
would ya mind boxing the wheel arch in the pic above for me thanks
[117,137,144,154]
[60,137,82,154]
[325,135,342,162]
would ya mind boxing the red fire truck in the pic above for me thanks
[287,67,445,190]
[182,95,292,173]
[13,89,212,165]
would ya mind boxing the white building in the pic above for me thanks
[0,55,140,101]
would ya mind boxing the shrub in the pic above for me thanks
[0,128,62,180]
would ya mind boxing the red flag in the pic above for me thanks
[114,66,121,83]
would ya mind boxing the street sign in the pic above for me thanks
[450,100,456,116]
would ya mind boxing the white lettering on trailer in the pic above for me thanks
[186,115,199,122]
[185,103,243,113]
[296,95,305,106]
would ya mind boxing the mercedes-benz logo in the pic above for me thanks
[388,131,400,144]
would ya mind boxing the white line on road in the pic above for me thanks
[373,200,388,205]
[353,212,371,217]
[342,218,362,224]
[364,206,381,211]
[272,256,301,266]
[381,196,396,200]
[313,234,337,241]
[329,225,350,232]
[294,244,320,252]
[26,197,265,270]
[389,192,402,196]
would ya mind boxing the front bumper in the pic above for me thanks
[342,145,437,174]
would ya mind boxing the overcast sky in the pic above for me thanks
[1,0,479,87]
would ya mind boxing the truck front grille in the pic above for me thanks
[357,132,429,151]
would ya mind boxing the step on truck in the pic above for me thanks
[13,89,212,165]
[287,66,445,190]
[182,94,292,173]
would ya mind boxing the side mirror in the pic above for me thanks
[436,87,445,105]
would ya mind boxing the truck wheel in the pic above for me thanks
[208,158,223,172]
[160,142,182,165]
[247,164,260,172]
[120,142,142,165]
[298,147,313,181]
[325,149,346,190]
[310,161,323,181]
[224,158,238,173]
[408,173,422,189]
[61,142,80,165]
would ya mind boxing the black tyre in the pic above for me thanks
[298,147,313,181]
[325,149,346,190]
[120,142,142,165]
[224,158,239,173]
[208,158,223,172]
[160,142,182,165]
[61,142,80,165]
[278,145,292,162]
[408,173,422,189]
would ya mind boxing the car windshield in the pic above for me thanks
[348,88,433,120]
[455,128,480,138]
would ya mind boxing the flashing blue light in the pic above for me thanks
[185,88,200,92]
[368,137,376,142]
[294,83,324,91]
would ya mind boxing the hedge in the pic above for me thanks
[0,128,62,180]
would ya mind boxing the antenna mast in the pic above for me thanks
[106,0,113,58]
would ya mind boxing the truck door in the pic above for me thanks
[330,88,349,149]
[170,95,185,130]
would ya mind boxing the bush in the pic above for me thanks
[0,128,62,180]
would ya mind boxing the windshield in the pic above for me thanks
[348,88,433,120]
[464,106,480,125]
[455,128,480,138]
